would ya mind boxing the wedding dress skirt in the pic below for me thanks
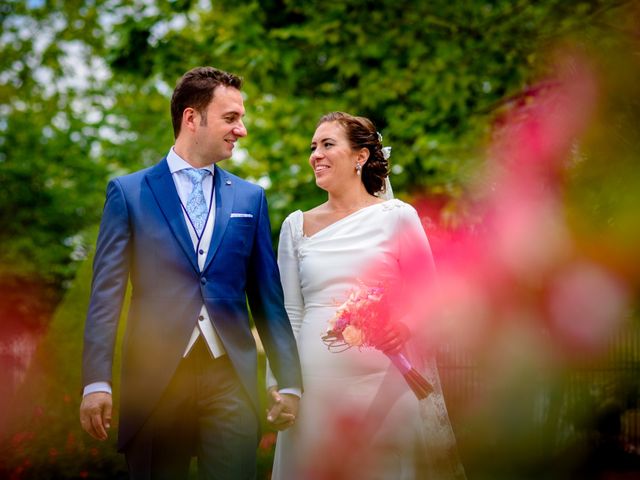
[270,200,465,479]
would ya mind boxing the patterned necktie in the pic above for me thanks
[183,168,211,236]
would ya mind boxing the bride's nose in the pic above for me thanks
[310,149,323,161]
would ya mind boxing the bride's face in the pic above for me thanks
[309,121,360,193]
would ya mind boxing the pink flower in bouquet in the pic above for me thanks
[324,283,389,350]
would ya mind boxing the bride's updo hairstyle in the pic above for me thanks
[317,112,389,196]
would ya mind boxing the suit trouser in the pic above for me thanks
[124,338,259,480]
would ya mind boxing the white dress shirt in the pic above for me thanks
[167,148,227,359]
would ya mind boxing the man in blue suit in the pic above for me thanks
[80,66,302,479]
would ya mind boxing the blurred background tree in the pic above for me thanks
[2,0,629,328]
[1,0,638,478]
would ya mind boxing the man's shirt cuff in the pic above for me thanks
[83,381,112,397]
[278,387,301,398]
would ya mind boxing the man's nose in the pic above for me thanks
[233,121,247,137]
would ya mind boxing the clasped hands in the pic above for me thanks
[266,387,299,431]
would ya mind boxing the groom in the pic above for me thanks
[80,66,302,479]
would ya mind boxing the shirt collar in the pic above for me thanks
[167,147,216,176]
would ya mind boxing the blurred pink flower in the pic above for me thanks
[66,432,76,451]
[48,447,58,462]
[547,261,628,353]
[258,432,276,451]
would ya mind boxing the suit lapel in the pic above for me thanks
[203,165,234,272]
[145,158,199,274]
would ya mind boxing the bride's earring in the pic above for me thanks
[355,163,362,176]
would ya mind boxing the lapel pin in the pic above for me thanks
[225,180,232,185]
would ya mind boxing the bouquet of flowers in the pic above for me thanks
[322,282,433,400]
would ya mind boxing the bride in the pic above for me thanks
[267,112,465,479]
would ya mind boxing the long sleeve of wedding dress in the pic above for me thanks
[276,212,305,337]
[266,212,304,388]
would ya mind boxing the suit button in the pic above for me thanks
[200,277,206,285]
[198,315,205,321]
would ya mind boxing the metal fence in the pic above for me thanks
[436,322,640,461]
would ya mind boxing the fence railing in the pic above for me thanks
[436,322,640,458]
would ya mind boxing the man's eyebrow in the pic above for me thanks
[222,110,245,117]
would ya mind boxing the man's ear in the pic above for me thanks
[182,107,198,133]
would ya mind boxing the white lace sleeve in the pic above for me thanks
[266,211,304,389]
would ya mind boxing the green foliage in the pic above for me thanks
[1,0,629,311]
[563,6,640,282]
[98,0,630,217]
[1,0,113,321]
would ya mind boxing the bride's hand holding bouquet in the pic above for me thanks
[322,283,433,399]
[369,321,411,355]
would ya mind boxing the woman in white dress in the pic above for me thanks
[269,112,465,479]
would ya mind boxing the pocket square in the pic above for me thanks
[230,213,253,218]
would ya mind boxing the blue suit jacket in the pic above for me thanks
[82,158,302,451]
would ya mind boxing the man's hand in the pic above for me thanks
[80,392,112,441]
[266,388,299,431]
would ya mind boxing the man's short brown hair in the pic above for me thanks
[170,66,243,138]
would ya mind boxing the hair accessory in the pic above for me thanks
[376,132,391,160]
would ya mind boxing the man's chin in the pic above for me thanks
[211,150,233,163]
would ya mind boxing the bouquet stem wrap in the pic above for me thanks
[387,353,433,400]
